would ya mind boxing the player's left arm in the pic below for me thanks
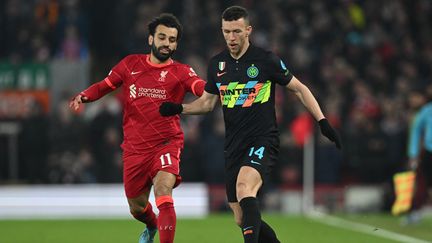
[159,91,219,116]
[286,76,324,121]
[286,76,342,149]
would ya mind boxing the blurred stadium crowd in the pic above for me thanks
[0,0,431,194]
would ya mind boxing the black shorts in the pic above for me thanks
[420,150,432,186]
[225,137,279,202]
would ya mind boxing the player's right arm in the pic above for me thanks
[182,91,219,114]
[69,78,120,111]
[69,57,128,111]
[159,57,220,117]
[159,91,218,116]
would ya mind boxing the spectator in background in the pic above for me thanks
[57,24,88,60]
[88,96,123,183]
[19,101,49,183]
[47,97,95,183]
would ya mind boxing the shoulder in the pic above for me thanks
[250,45,274,58]
[170,61,198,77]
[172,60,189,68]
[252,45,271,54]
[120,54,145,65]
[210,50,229,63]
[247,46,280,67]
[171,61,192,73]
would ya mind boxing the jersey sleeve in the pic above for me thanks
[106,56,130,87]
[80,57,127,101]
[178,64,206,97]
[204,59,220,95]
[268,52,293,86]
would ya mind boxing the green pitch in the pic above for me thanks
[0,213,430,243]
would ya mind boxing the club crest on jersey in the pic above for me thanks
[158,70,168,82]
[247,64,259,78]
[218,62,226,71]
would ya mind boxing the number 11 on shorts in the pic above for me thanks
[248,146,265,159]
[160,153,172,168]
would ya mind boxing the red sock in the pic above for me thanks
[156,195,176,243]
[132,203,157,229]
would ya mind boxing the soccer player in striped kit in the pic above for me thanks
[160,6,341,243]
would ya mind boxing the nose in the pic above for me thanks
[160,38,170,46]
[228,32,236,41]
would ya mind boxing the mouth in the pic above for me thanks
[159,48,171,54]
[228,43,238,49]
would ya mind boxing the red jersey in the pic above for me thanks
[81,54,205,153]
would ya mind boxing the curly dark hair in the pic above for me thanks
[148,13,183,41]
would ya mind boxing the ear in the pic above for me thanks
[148,35,154,46]
[246,26,252,37]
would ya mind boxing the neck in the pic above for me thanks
[231,41,250,59]
[149,53,171,65]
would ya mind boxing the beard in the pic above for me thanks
[151,43,174,62]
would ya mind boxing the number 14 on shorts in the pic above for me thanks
[248,146,265,165]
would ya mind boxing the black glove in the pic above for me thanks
[318,118,342,149]
[159,102,183,117]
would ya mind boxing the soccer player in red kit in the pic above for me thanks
[69,14,205,243]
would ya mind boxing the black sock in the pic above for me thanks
[240,197,261,243]
[259,220,280,243]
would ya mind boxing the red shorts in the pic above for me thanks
[123,142,183,198]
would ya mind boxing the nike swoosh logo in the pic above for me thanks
[243,226,253,231]
[131,71,142,75]
[217,72,226,77]
[250,160,261,165]
[161,165,171,168]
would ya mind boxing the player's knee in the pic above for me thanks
[129,201,148,216]
[236,182,252,199]
[129,205,145,216]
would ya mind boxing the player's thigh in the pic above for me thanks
[225,163,241,203]
[150,142,183,190]
[123,152,153,199]
[152,170,177,197]
[242,139,279,177]
[236,166,263,199]
[229,202,243,226]
[236,139,278,195]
